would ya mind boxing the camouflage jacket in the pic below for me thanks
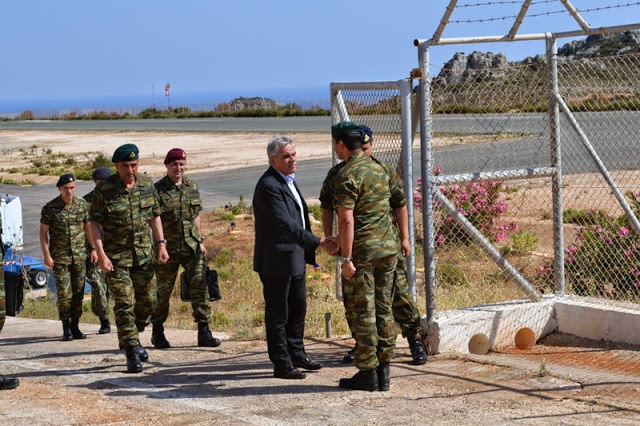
[40,196,89,264]
[88,173,161,267]
[83,189,96,253]
[155,175,203,256]
[320,156,406,211]
[334,151,399,261]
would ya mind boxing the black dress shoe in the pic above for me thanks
[339,370,378,392]
[292,356,323,371]
[274,366,306,380]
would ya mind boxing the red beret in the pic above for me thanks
[164,148,187,164]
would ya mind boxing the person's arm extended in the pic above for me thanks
[394,205,411,257]
[149,216,169,264]
[322,208,334,238]
[337,206,355,279]
[39,224,54,269]
[195,214,207,256]
[89,221,113,272]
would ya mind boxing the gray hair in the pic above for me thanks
[267,135,294,158]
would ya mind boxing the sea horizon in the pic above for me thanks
[0,85,331,116]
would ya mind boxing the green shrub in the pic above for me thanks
[511,231,538,256]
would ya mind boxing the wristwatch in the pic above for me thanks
[157,239,167,245]
[339,256,352,263]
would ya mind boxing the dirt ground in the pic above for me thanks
[0,130,333,184]
[2,130,640,424]
[1,317,640,425]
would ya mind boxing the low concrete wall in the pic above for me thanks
[425,297,557,354]
[424,296,640,355]
[555,297,640,346]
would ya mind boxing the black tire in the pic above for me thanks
[30,270,48,289]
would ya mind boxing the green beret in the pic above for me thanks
[331,121,364,138]
[111,143,139,163]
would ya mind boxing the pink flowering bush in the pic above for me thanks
[414,167,518,245]
[535,191,640,298]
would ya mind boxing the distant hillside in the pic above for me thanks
[437,31,640,85]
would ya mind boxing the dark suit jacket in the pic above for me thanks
[253,166,320,277]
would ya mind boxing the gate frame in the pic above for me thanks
[329,81,417,299]
[414,9,640,327]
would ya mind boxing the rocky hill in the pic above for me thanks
[437,31,640,84]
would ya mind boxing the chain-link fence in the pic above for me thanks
[329,81,417,298]
[417,40,640,325]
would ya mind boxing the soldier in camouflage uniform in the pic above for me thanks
[88,143,169,373]
[40,173,90,341]
[320,125,427,366]
[83,167,112,335]
[0,214,20,390]
[331,121,400,392]
[150,148,220,349]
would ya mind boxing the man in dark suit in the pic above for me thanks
[253,135,334,380]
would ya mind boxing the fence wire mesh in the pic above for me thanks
[426,59,553,311]
[425,50,640,313]
[552,52,640,307]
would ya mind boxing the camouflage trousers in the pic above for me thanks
[343,251,422,339]
[0,271,5,333]
[86,260,110,321]
[53,261,86,321]
[343,254,397,371]
[106,261,157,350]
[152,249,211,325]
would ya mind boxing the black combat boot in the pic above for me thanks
[342,344,356,364]
[338,369,379,392]
[135,345,149,362]
[197,323,221,347]
[62,319,73,341]
[0,375,19,390]
[408,336,428,365]
[125,346,142,373]
[377,362,390,391]
[70,318,87,339]
[151,324,171,349]
[99,319,111,334]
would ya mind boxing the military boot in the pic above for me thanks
[338,369,378,392]
[0,375,19,390]
[377,362,390,391]
[197,323,221,347]
[70,318,87,339]
[98,319,111,334]
[125,347,142,373]
[408,336,428,365]
[135,345,149,362]
[61,319,73,341]
[151,324,171,349]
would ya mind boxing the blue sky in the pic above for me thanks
[1,0,638,109]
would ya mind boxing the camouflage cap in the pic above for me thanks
[360,125,373,144]
[331,121,364,139]
[111,143,139,163]
[56,173,75,187]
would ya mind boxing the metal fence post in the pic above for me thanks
[418,41,436,323]
[546,35,566,296]
[400,79,417,299]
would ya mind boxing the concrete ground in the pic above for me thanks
[1,317,640,425]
